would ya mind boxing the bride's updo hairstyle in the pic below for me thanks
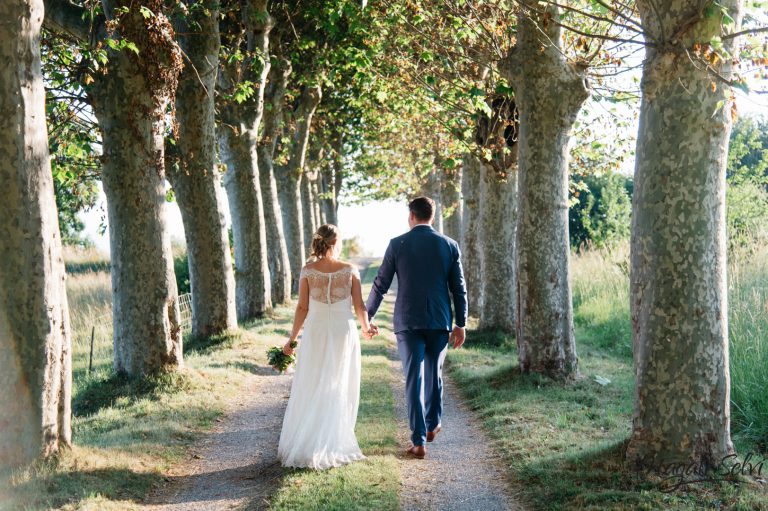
[310,224,340,260]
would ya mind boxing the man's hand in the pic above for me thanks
[449,326,466,349]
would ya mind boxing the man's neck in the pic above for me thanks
[411,223,432,229]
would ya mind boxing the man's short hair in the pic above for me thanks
[409,196,435,221]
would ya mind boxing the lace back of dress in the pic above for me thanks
[300,266,359,304]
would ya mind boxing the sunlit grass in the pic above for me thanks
[729,244,768,451]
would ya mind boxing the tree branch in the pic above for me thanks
[43,0,97,41]
[722,25,768,41]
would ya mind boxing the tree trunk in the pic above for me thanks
[505,1,587,380]
[312,175,323,227]
[0,0,72,467]
[478,163,517,332]
[258,56,292,305]
[332,137,343,224]
[442,167,463,241]
[276,85,321,292]
[421,168,443,232]
[90,3,183,375]
[319,169,330,224]
[168,1,237,337]
[219,118,271,318]
[302,168,318,254]
[320,165,338,225]
[218,1,273,318]
[460,155,483,316]
[625,0,741,468]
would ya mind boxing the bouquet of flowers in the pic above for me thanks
[267,340,297,373]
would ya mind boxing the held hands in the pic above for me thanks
[449,326,466,349]
[362,323,380,340]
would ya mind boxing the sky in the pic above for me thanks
[80,191,408,257]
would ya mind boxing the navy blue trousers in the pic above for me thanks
[396,329,449,446]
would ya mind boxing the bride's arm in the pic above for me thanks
[351,273,372,336]
[284,277,310,355]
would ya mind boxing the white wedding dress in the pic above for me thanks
[277,265,366,470]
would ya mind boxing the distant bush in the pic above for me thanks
[342,236,363,259]
[174,253,191,295]
[569,172,632,250]
[727,181,768,249]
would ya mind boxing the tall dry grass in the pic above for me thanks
[571,239,768,450]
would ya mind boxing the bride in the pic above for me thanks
[277,224,374,470]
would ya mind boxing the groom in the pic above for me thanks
[366,196,467,459]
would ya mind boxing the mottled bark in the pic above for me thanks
[460,155,483,315]
[276,85,321,292]
[90,2,183,375]
[478,163,517,332]
[442,167,463,241]
[258,56,292,305]
[504,1,587,380]
[320,164,339,225]
[168,1,237,337]
[218,0,273,319]
[421,167,443,233]
[320,134,343,226]
[311,175,323,227]
[0,0,72,466]
[625,0,742,468]
[301,167,318,254]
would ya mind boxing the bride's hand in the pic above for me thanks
[283,339,297,355]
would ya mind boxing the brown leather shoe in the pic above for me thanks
[426,425,442,443]
[406,444,426,459]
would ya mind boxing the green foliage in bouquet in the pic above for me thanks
[267,341,297,373]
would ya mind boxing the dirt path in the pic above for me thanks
[147,366,292,511]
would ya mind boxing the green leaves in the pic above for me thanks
[139,6,154,19]
[105,38,140,55]
[232,81,256,104]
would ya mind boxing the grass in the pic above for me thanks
[729,244,768,451]
[446,240,768,510]
[62,246,112,275]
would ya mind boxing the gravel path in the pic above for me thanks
[147,366,292,511]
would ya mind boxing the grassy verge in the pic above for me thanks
[447,242,768,511]
[266,261,402,511]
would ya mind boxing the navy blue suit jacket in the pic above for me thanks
[366,224,468,333]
